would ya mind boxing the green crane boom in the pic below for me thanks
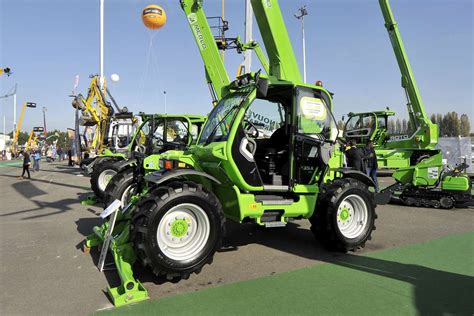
[379,0,438,149]
[180,0,231,104]
[250,0,302,83]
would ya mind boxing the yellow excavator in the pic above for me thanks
[25,126,45,151]
[11,102,36,155]
[71,75,137,172]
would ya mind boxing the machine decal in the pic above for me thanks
[428,167,439,179]
[300,97,326,120]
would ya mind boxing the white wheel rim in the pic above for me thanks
[336,194,368,239]
[98,169,117,191]
[120,184,136,206]
[157,203,210,262]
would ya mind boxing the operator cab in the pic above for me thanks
[198,81,337,191]
[108,114,137,153]
[343,111,394,146]
[242,85,335,188]
[133,116,203,156]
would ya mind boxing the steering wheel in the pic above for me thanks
[153,135,164,147]
[136,143,146,154]
[243,120,259,139]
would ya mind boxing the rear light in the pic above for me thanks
[164,160,173,170]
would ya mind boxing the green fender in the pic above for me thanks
[144,169,221,186]
[332,168,376,188]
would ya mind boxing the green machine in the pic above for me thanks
[101,114,207,206]
[84,0,380,306]
[344,0,472,208]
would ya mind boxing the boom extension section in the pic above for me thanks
[379,0,438,149]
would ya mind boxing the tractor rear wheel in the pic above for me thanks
[103,167,136,208]
[90,160,120,199]
[310,179,377,252]
[131,181,225,281]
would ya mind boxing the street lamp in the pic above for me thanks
[295,5,308,83]
[42,107,47,137]
[163,90,167,113]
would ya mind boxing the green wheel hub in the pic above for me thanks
[170,219,189,238]
[339,207,349,221]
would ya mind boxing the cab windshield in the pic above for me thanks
[198,92,247,145]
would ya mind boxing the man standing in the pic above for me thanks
[364,140,379,192]
[33,150,41,171]
[344,140,364,172]
[67,148,73,166]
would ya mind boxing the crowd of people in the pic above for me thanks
[343,139,379,192]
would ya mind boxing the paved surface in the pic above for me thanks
[0,161,473,315]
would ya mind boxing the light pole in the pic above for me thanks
[42,107,47,137]
[0,84,18,137]
[163,91,167,113]
[295,6,308,83]
[243,0,253,73]
[99,0,105,91]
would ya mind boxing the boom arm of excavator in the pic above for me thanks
[12,102,36,154]
[379,0,438,149]
[180,0,231,104]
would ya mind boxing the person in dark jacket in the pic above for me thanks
[67,149,73,166]
[19,151,31,179]
[344,140,364,172]
[363,140,379,192]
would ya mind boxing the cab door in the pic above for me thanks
[291,87,333,187]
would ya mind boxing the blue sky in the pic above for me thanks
[1,0,472,134]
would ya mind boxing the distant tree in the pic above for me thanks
[436,113,443,135]
[460,114,470,137]
[442,113,450,136]
[402,119,407,134]
[430,114,436,125]
[395,118,402,134]
[45,129,70,149]
[451,112,461,136]
[8,131,29,146]
[388,120,396,134]
[407,120,413,134]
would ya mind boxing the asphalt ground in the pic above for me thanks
[0,160,473,315]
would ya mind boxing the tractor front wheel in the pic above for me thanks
[310,179,377,252]
[103,167,136,208]
[131,181,225,281]
[90,160,119,199]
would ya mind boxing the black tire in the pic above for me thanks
[90,159,120,199]
[310,178,377,252]
[131,181,225,281]
[103,167,136,208]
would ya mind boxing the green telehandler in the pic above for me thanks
[101,114,207,206]
[84,0,379,306]
[343,0,472,208]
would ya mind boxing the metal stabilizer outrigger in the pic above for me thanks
[84,202,148,307]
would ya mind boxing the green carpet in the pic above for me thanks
[97,231,474,316]
[0,160,22,167]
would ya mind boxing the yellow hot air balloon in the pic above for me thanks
[142,5,167,30]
